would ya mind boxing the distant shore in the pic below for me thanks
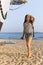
[0,39,43,65]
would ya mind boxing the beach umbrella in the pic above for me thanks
[0,0,27,30]
[10,0,27,5]
[10,0,27,11]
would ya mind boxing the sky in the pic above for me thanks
[1,0,43,32]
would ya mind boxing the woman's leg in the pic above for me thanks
[26,36,32,57]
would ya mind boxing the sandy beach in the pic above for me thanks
[0,39,43,65]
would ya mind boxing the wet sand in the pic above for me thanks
[0,39,43,65]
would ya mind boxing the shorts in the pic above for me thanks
[25,33,33,39]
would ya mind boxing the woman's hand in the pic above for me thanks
[20,36,24,39]
[30,15,35,22]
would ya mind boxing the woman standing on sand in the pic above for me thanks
[21,14,35,57]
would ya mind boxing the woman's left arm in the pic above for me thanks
[30,15,35,23]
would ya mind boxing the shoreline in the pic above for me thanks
[0,39,43,43]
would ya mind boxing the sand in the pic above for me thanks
[0,39,43,65]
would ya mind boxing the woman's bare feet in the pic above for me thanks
[28,52,31,58]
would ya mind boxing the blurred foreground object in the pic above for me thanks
[0,0,27,31]
[10,0,27,5]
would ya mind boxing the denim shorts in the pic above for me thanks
[25,33,33,39]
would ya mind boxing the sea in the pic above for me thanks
[0,32,43,40]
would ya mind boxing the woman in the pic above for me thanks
[21,14,35,58]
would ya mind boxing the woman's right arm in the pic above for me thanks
[21,23,25,39]
[22,29,25,37]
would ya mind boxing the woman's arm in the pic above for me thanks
[30,15,35,37]
[30,15,35,22]
[21,23,25,39]
[22,29,25,37]
[21,29,24,39]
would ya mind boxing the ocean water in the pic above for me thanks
[0,32,43,40]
